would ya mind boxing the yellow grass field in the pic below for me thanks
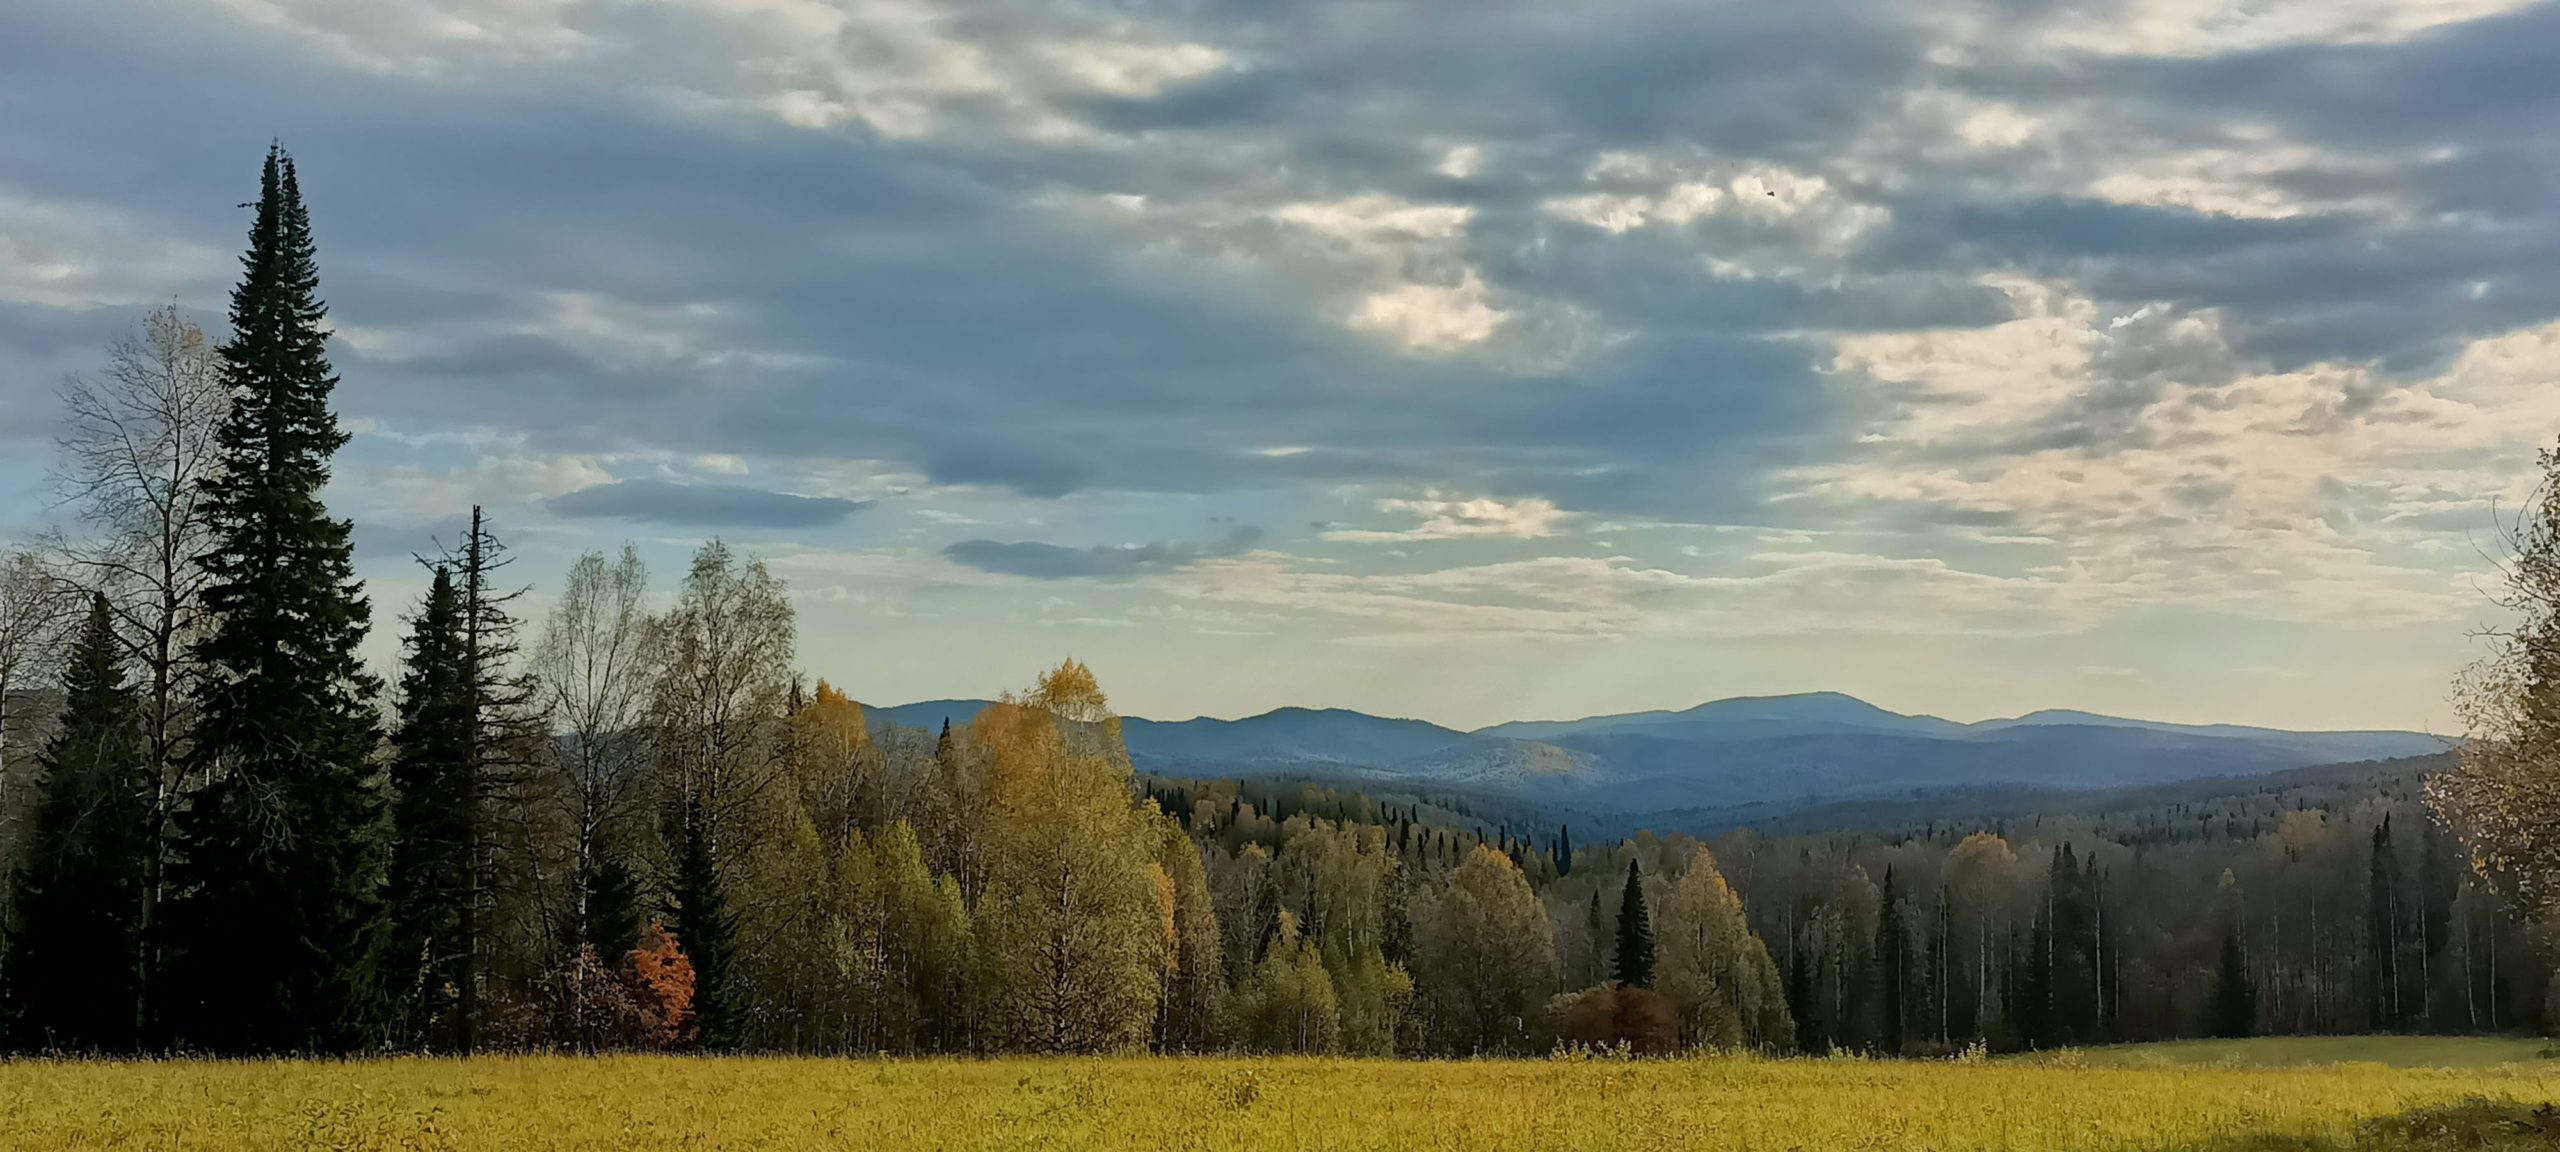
[4,1052,2557,1151]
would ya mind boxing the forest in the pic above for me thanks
[1,145,2556,1061]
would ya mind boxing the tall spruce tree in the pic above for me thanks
[667,801,740,1049]
[3,595,149,1051]
[2214,928,2255,1038]
[431,506,536,1051]
[1873,865,1906,1055]
[578,856,644,966]
[168,145,384,1053]
[1557,824,1573,876]
[1614,858,1655,987]
[2368,815,2402,1031]
[381,568,470,1049]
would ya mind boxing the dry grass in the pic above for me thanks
[4,1052,2557,1151]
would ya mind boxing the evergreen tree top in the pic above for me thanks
[1614,857,1655,988]
[59,593,130,705]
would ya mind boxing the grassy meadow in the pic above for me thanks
[4,1048,2558,1152]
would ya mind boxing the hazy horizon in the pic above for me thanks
[848,685,2460,738]
[7,0,2551,736]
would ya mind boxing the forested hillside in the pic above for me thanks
[1142,753,2552,1053]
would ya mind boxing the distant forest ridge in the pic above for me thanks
[858,692,2450,830]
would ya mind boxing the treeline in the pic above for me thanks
[0,147,1791,1058]
[1703,763,2549,1053]
[1154,761,2549,1054]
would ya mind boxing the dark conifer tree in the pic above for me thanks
[4,595,149,1051]
[2019,903,2053,1048]
[381,567,469,1049]
[1613,859,1655,987]
[168,145,384,1054]
[1557,824,1573,876]
[667,799,741,1050]
[1381,862,1415,967]
[1873,865,1906,1055]
[579,856,645,963]
[1786,943,1822,1053]
[1251,874,1283,963]
[2215,928,2255,1038]
[441,506,535,1051]
[2368,815,2402,1030]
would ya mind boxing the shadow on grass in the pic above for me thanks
[2181,1099,2560,1151]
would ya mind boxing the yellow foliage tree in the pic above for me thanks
[968,660,1165,1053]
[1412,844,1558,1054]
[1655,845,1791,1049]
[786,679,874,844]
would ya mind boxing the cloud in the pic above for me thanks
[1324,494,1568,542]
[544,478,871,528]
[943,525,1264,579]
[2,0,2555,728]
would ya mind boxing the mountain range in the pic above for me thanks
[856,692,2448,830]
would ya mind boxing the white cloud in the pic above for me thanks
[355,447,614,521]
[1543,158,1885,250]
[1324,493,1568,542]
[2086,139,2401,220]
[206,0,593,76]
[1347,273,1505,353]
[1786,274,2553,629]
[2036,0,2538,56]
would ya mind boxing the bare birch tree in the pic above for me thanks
[46,304,229,1033]
[532,545,658,956]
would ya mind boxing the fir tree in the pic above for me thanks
[381,567,470,1049]
[1873,866,1906,1055]
[667,799,740,1050]
[439,506,536,1051]
[1381,859,1416,967]
[1786,942,1822,1053]
[1557,824,1573,876]
[2215,928,2255,1038]
[1251,874,1284,964]
[578,856,645,964]
[2368,815,2402,1030]
[3,595,149,1051]
[168,145,384,1053]
[1613,859,1655,987]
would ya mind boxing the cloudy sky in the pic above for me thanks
[4,0,2556,732]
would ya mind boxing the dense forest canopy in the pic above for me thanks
[3,148,2560,1058]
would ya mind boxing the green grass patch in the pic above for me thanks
[2066,1035,2557,1068]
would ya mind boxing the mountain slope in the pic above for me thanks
[1479,691,1964,742]
[856,690,2448,824]
[1121,707,1469,770]
[858,698,996,732]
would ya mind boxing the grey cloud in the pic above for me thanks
[8,0,2560,534]
[545,479,871,528]
[350,518,466,566]
[922,441,1098,499]
[943,526,1264,579]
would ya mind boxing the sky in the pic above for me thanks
[2,0,2556,733]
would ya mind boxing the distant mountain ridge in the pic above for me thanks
[852,691,2448,827]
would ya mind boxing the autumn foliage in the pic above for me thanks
[630,922,696,1049]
